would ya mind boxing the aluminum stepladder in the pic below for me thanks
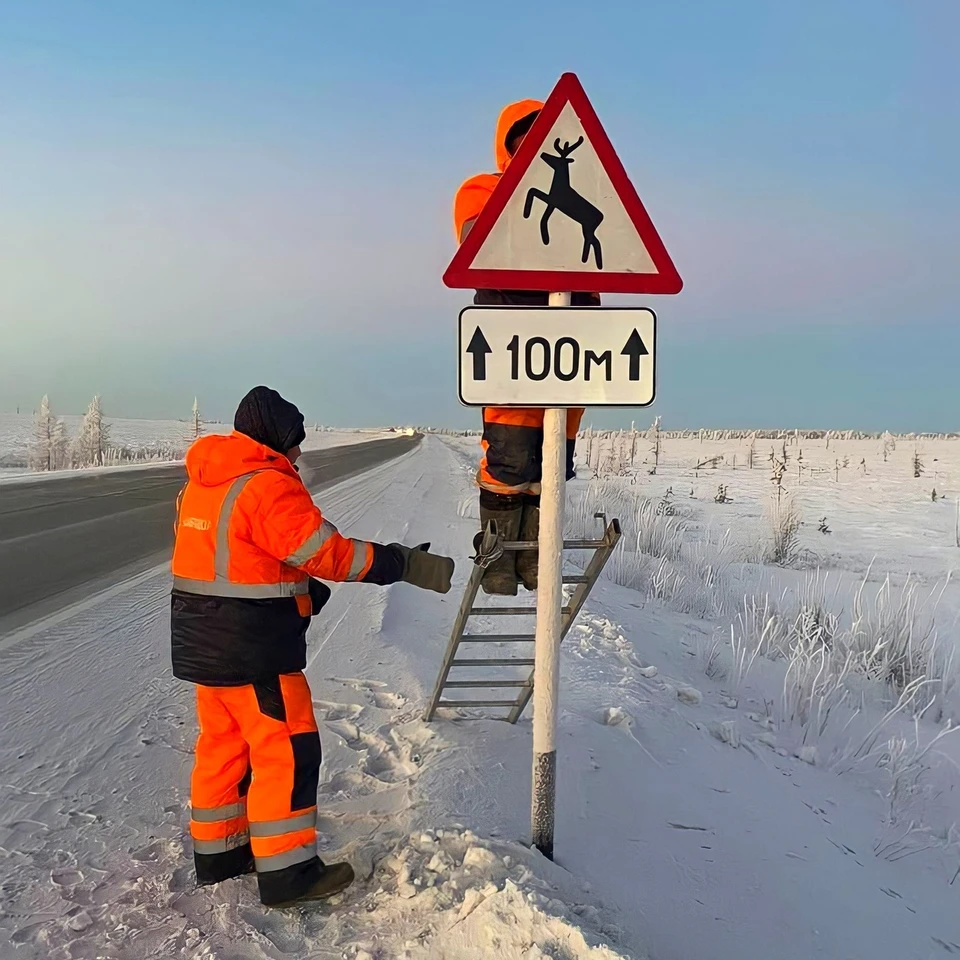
[424,513,622,724]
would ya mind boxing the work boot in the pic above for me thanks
[476,496,523,596]
[516,496,540,592]
[194,844,255,886]
[264,861,355,907]
[195,858,255,886]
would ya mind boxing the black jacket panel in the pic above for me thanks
[171,591,309,685]
[171,543,406,686]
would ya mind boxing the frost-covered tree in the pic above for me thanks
[28,394,69,471]
[51,417,69,470]
[28,395,54,471]
[72,395,110,467]
[191,397,203,438]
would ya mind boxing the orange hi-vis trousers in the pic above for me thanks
[190,673,324,904]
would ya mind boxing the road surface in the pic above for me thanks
[0,436,419,637]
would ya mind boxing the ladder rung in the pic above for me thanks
[500,538,608,551]
[470,606,534,616]
[443,679,531,688]
[451,658,535,667]
[498,540,538,551]
[470,606,572,617]
[438,700,518,707]
[563,575,589,584]
[460,634,536,643]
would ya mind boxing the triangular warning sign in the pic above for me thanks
[443,73,682,295]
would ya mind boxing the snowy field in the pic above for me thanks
[2,433,959,958]
[0,411,402,478]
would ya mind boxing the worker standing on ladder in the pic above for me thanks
[453,99,600,596]
[170,386,455,906]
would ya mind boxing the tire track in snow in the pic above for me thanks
[0,575,195,958]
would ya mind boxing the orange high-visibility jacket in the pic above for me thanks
[170,431,403,684]
[452,100,599,495]
[172,431,373,598]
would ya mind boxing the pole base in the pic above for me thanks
[531,749,557,860]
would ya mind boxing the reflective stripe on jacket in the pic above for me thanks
[172,431,373,600]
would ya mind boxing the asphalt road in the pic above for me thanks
[0,436,419,637]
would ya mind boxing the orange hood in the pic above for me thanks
[453,97,544,241]
[184,431,299,487]
[494,98,544,172]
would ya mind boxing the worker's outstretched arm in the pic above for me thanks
[251,475,454,593]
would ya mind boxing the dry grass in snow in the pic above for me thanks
[564,428,960,847]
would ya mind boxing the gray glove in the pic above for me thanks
[393,542,454,594]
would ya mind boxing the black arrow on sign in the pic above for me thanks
[466,326,492,380]
[620,329,649,381]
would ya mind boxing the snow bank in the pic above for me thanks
[325,829,631,959]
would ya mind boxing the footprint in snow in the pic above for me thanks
[675,684,703,706]
[328,677,389,691]
[320,769,382,798]
[313,698,363,722]
[372,691,407,711]
[51,868,84,887]
[323,720,419,784]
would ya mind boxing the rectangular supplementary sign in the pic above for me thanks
[458,306,656,408]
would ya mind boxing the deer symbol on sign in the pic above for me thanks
[523,136,604,269]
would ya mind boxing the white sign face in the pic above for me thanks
[470,102,658,277]
[458,307,656,408]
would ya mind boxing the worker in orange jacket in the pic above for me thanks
[170,386,454,906]
[453,99,600,596]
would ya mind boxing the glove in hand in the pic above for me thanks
[394,542,454,594]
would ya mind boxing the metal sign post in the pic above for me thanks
[442,71,682,863]
[530,291,570,859]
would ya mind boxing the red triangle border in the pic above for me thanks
[443,73,683,295]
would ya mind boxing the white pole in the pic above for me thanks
[531,290,570,859]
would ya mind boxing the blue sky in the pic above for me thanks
[1,0,957,431]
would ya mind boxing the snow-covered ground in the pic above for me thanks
[0,411,400,478]
[2,434,959,959]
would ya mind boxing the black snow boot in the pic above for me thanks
[515,495,540,592]
[262,861,355,907]
[475,493,523,596]
[194,842,255,886]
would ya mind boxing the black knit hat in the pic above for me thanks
[234,386,306,454]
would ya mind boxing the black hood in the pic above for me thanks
[233,386,306,454]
